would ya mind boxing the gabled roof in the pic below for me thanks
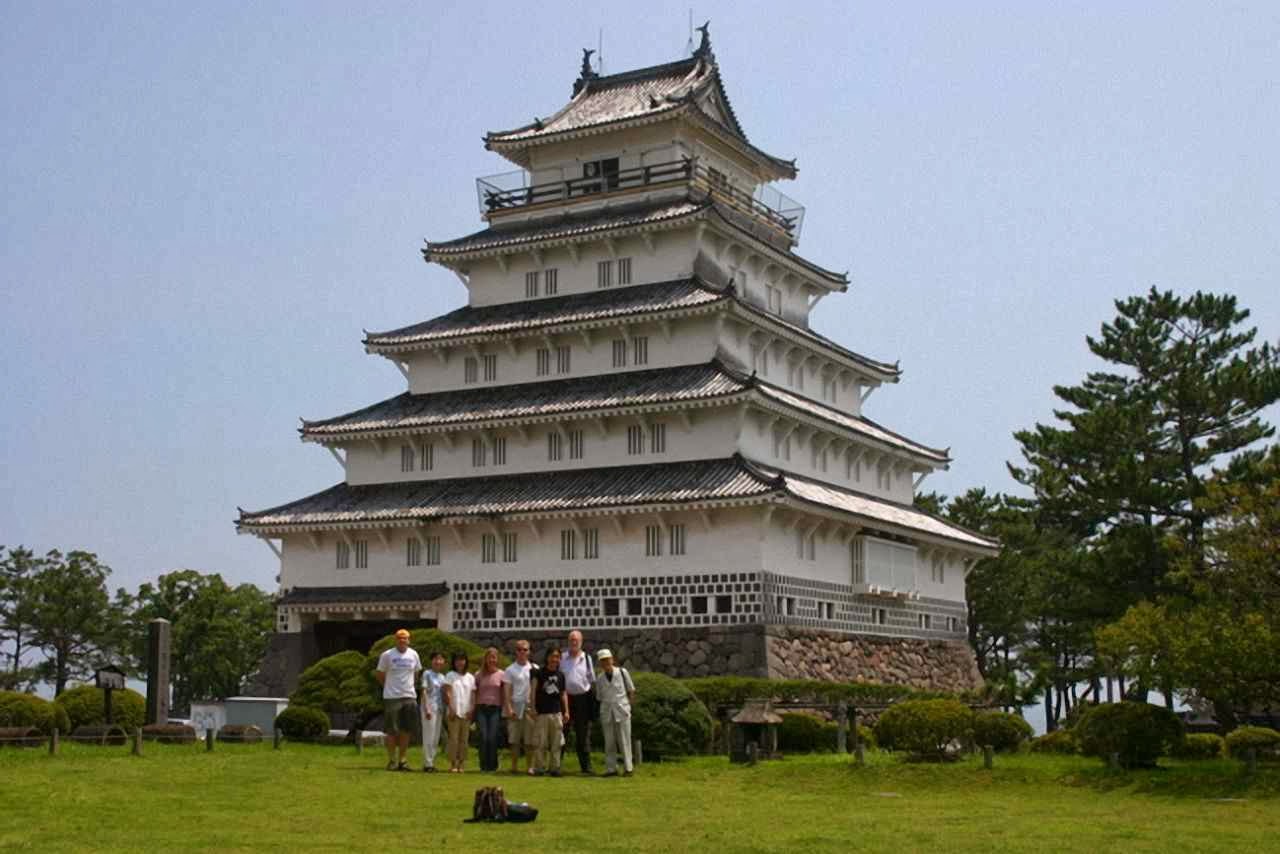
[421,195,847,287]
[277,584,449,607]
[484,48,795,180]
[237,456,997,553]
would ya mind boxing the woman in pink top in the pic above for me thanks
[474,647,508,773]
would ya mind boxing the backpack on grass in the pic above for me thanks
[464,787,538,824]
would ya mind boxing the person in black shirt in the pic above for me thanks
[529,647,570,776]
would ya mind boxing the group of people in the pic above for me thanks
[374,629,637,777]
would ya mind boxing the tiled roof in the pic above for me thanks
[236,457,778,530]
[278,584,449,606]
[424,198,705,260]
[301,363,749,439]
[364,278,725,350]
[238,456,997,552]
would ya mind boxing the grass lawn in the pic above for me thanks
[1,742,1276,852]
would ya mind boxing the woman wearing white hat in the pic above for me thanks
[592,649,637,777]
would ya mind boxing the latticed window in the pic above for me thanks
[424,536,441,565]
[919,613,931,630]
[525,270,540,298]
[482,354,498,381]
[850,536,866,584]
[644,524,662,556]
[669,524,686,556]
[420,442,434,471]
[354,540,368,569]
[400,444,415,473]
[617,257,632,285]
[547,431,563,461]
[556,345,571,374]
[597,259,613,289]
[502,532,518,562]
[472,438,487,468]
[544,268,558,295]
[464,357,478,384]
[492,437,507,465]
[406,537,421,567]
[335,541,350,569]
[536,348,551,376]
[481,534,497,563]
[567,429,584,460]
[560,529,577,560]
[632,336,648,365]
[611,339,627,368]
[583,528,600,559]
[649,423,666,453]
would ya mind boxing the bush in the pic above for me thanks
[972,711,1034,753]
[855,724,877,751]
[1171,733,1224,760]
[684,676,920,714]
[629,672,712,758]
[141,723,197,744]
[1028,730,1077,754]
[0,691,71,735]
[54,685,145,732]
[778,712,838,753]
[1224,726,1280,760]
[275,705,331,741]
[874,699,974,758]
[1074,702,1183,768]
[365,630,498,674]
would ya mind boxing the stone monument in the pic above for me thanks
[145,618,171,725]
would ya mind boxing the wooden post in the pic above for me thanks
[633,739,643,766]
[355,730,364,754]
[49,728,58,756]
[983,745,993,769]
[132,728,143,756]
[206,729,215,752]
[273,728,282,750]
[855,742,865,767]
[836,701,848,754]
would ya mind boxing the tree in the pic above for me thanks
[121,570,274,713]
[26,550,126,695]
[0,546,41,689]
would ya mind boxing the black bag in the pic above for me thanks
[505,803,539,823]
[465,786,507,823]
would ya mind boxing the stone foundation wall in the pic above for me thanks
[245,632,314,698]
[764,627,983,694]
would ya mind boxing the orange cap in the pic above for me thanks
[395,629,411,640]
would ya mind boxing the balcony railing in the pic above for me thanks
[475,157,805,244]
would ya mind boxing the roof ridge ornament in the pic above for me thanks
[573,48,598,96]
[693,20,712,59]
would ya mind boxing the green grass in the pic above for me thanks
[0,743,1276,852]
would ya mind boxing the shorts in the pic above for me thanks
[383,698,418,735]
[507,715,532,751]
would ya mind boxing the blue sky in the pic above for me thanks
[2,1,1278,595]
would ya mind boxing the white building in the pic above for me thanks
[238,30,997,695]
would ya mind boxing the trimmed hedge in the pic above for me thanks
[1171,733,1224,760]
[1224,726,1280,760]
[1074,702,1183,768]
[1028,730,1077,754]
[778,712,838,753]
[629,672,713,758]
[275,705,331,741]
[55,685,145,732]
[684,676,922,713]
[874,699,974,758]
[0,691,71,735]
[972,711,1034,753]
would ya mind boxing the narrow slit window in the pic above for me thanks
[556,345,571,374]
[354,540,368,569]
[583,528,599,559]
[669,524,686,556]
[420,442,434,471]
[649,423,666,453]
[536,348,551,377]
[560,529,577,560]
[481,534,497,564]
[471,438,487,468]
[597,259,613,289]
[491,437,507,465]
[567,429,584,460]
[644,524,662,557]
[425,535,441,566]
[612,339,627,368]
[406,538,421,567]
[547,432,563,461]
[632,336,648,365]
[464,357,478,384]
[335,541,350,570]
[525,270,540,298]
[400,445,415,473]
[626,425,644,455]
[502,532,518,562]
[617,257,632,285]
[482,354,497,381]
[544,268,558,295]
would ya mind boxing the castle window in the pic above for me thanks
[766,285,783,315]
[820,602,835,620]
[335,541,350,570]
[626,425,644,455]
[491,437,507,466]
[354,540,368,569]
[919,613,931,631]
[626,597,643,616]
[690,596,709,615]
[556,345,571,374]
[649,423,666,453]
[851,537,866,584]
[560,529,577,560]
[502,601,518,619]
[668,524,686,556]
[603,597,620,617]
[581,157,620,192]
[482,354,498,381]
[632,336,648,365]
[617,257,632,285]
[544,268,558,295]
[400,444,415,473]
[481,534,497,563]
[547,432,563,461]
[611,339,627,368]
[471,438,488,468]
[481,601,497,620]
[536,348,551,376]
[644,525,662,557]
[716,595,733,614]
[406,538,421,567]
[597,260,613,289]
[425,536,441,566]
[525,271,540,298]
[875,607,887,625]
[583,528,600,559]
[567,429,584,460]
[948,616,959,632]
[464,357,478,384]
[502,532,518,562]
[420,442,434,471]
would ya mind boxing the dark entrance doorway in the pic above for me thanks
[313,619,438,659]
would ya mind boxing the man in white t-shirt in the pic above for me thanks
[502,639,536,774]
[375,629,422,771]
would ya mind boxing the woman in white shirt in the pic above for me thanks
[441,652,476,773]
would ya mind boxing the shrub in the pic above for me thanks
[141,723,197,744]
[854,724,877,751]
[365,630,498,674]
[972,711,1034,753]
[275,705,331,741]
[54,685,145,732]
[874,699,974,758]
[1171,733,1224,760]
[0,690,71,735]
[1224,726,1280,760]
[684,676,919,715]
[629,672,712,758]
[1074,702,1183,768]
[778,712,838,753]
[1028,730,1077,754]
